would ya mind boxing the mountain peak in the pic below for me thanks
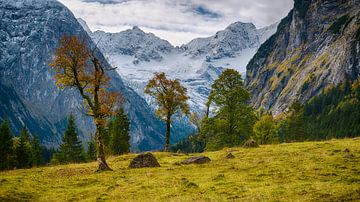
[131,26,144,33]
[226,21,256,30]
[77,18,92,34]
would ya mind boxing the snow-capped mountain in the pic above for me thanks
[0,0,189,151]
[83,19,278,113]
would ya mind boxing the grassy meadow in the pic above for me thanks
[0,138,359,201]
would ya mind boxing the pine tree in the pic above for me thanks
[15,127,32,168]
[108,108,130,155]
[87,136,97,161]
[0,119,13,170]
[53,114,86,164]
[31,134,42,167]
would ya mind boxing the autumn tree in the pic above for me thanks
[51,35,122,171]
[144,72,189,152]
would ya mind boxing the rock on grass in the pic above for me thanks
[129,153,160,168]
[243,139,259,148]
[181,156,211,164]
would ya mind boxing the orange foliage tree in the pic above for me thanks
[51,34,122,171]
[144,72,189,151]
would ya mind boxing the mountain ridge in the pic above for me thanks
[81,19,278,115]
[0,0,173,151]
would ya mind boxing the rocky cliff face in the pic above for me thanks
[246,0,360,114]
[0,0,169,151]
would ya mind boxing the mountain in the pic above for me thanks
[92,27,175,63]
[245,0,360,114]
[0,0,176,151]
[84,20,278,114]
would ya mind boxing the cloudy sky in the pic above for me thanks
[59,0,293,46]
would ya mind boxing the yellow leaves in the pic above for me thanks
[145,72,190,120]
[98,91,123,117]
[50,34,123,122]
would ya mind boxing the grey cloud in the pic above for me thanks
[60,0,293,45]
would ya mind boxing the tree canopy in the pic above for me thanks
[51,34,122,171]
[144,72,189,151]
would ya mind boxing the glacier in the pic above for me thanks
[81,19,279,114]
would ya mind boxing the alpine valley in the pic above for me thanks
[0,0,359,151]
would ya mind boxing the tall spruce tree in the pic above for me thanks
[87,137,97,161]
[15,127,32,168]
[53,114,85,163]
[0,119,13,170]
[108,108,130,155]
[31,134,42,167]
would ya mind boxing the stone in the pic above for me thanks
[344,154,354,159]
[129,153,160,168]
[181,156,211,164]
[243,139,259,148]
[226,153,235,159]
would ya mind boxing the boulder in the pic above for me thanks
[243,139,259,148]
[182,156,211,164]
[129,153,160,168]
[226,153,235,159]
[344,154,354,159]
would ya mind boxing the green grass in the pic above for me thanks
[1,138,360,201]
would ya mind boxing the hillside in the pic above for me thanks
[246,0,360,114]
[0,138,359,201]
[0,0,171,151]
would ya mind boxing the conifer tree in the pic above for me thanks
[15,127,32,168]
[108,108,130,155]
[87,137,97,161]
[31,134,42,167]
[0,119,13,170]
[53,114,86,164]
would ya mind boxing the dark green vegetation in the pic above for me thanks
[51,114,87,164]
[0,120,52,170]
[203,69,257,151]
[173,78,360,153]
[107,109,131,155]
[0,110,131,171]
[0,139,359,201]
[284,79,360,141]
[328,14,354,35]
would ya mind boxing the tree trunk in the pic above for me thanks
[95,125,112,171]
[164,114,171,152]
